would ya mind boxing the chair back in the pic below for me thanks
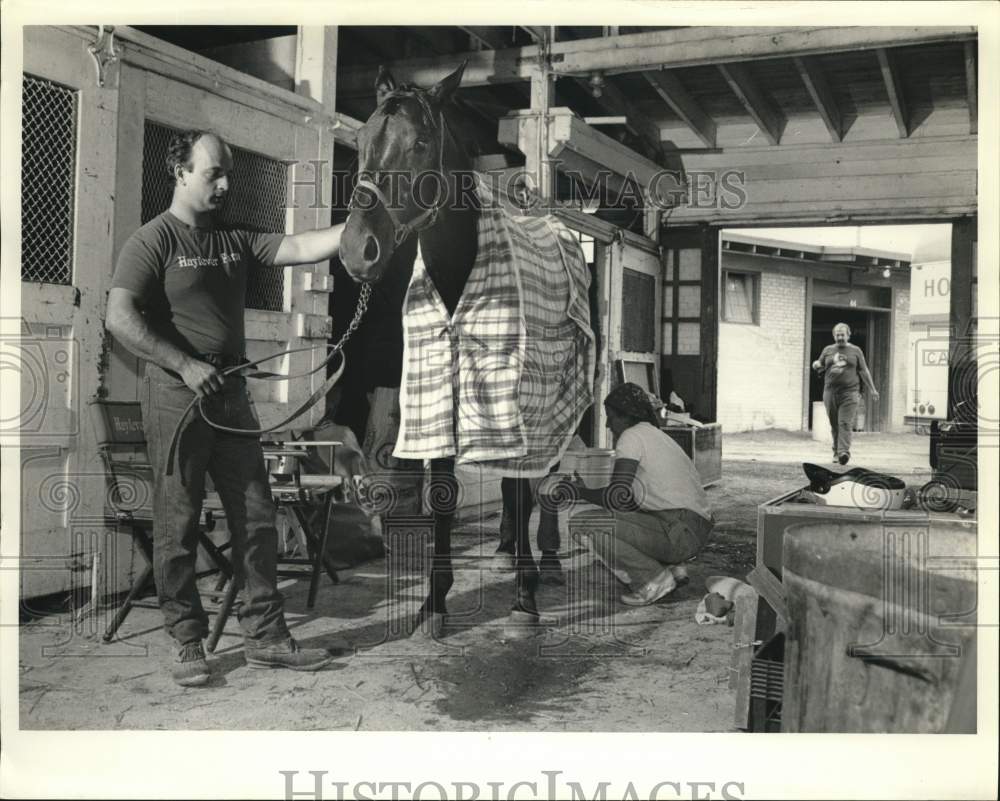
[88,398,154,521]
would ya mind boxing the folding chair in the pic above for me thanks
[198,438,346,653]
[262,438,344,609]
[88,398,235,648]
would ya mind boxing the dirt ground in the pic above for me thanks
[18,430,933,732]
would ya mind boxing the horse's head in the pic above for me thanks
[341,62,466,283]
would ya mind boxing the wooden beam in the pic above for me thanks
[643,70,717,148]
[295,27,338,114]
[555,25,977,76]
[338,26,976,95]
[575,75,663,161]
[717,62,786,146]
[964,41,977,135]
[877,48,909,138]
[520,26,551,43]
[459,25,511,50]
[793,56,842,143]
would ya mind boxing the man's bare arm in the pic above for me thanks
[105,288,223,398]
[272,223,344,266]
[857,350,880,398]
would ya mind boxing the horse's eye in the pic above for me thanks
[413,139,428,153]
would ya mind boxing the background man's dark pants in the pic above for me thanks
[141,363,289,646]
[823,388,860,457]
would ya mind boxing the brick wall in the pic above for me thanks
[718,272,806,432]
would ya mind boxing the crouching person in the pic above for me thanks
[559,383,714,606]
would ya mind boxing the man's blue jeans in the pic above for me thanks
[141,363,289,646]
[823,388,860,458]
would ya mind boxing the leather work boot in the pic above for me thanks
[172,641,211,687]
[621,567,678,606]
[244,638,336,671]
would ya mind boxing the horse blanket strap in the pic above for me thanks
[163,345,347,478]
[394,173,596,477]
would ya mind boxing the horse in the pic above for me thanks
[339,62,595,639]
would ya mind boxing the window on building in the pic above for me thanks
[622,268,656,352]
[722,270,759,325]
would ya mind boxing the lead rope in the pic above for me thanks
[164,282,372,478]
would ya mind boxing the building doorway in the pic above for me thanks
[808,306,891,432]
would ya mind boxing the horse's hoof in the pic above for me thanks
[502,609,544,641]
[490,550,516,574]
[539,557,566,586]
[539,567,566,586]
[409,611,446,640]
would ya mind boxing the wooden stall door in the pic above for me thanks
[660,225,720,422]
[604,238,660,447]
[15,27,120,598]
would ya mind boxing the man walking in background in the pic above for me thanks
[812,323,880,465]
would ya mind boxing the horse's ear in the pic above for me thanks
[428,60,466,105]
[375,65,397,105]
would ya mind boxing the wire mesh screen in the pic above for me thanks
[21,75,78,285]
[622,268,656,352]
[141,121,289,311]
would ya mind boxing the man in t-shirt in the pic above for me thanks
[812,323,880,465]
[107,131,349,686]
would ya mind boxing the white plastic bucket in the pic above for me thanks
[562,448,615,489]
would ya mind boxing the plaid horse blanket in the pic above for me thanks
[394,175,596,476]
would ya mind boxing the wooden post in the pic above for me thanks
[290,27,338,425]
[529,69,556,206]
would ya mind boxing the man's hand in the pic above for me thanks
[811,359,823,372]
[180,358,224,398]
[870,389,880,401]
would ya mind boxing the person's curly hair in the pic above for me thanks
[164,130,208,184]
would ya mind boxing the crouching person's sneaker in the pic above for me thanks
[621,567,678,606]
[244,637,335,671]
[172,641,211,687]
[669,564,690,587]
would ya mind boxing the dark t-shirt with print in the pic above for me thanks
[111,211,284,356]
[818,343,868,394]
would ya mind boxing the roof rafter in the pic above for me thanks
[643,69,717,148]
[877,48,909,138]
[794,56,843,142]
[717,62,786,146]
[964,41,977,135]
[458,25,511,51]
[574,75,663,161]
[338,26,976,96]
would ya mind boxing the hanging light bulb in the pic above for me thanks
[589,71,605,98]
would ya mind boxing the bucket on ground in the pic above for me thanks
[561,448,615,489]
[781,518,977,732]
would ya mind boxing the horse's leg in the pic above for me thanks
[503,477,542,637]
[413,456,456,637]
[537,463,565,585]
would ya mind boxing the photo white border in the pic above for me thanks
[2,2,998,799]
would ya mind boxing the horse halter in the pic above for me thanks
[349,89,449,246]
